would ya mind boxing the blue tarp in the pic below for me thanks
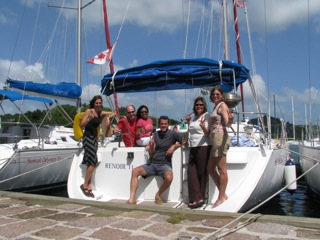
[0,90,54,105]
[101,58,250,96]
[6,78,82,99]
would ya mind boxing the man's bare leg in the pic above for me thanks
[127,166,146,204]
[155,171,173,205]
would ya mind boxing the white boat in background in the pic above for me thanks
[0,89,81,192]
[298,124,320,196]
[0,1,86,192]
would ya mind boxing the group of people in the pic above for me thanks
[80,85,231,209]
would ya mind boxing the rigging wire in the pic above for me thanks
[194,0,206,58]
[244,3,256,75]
[263,0,270,101]
[307,0,312,135]
[28,0,42,66]
[6,0,28,79]
[183,0,192,59]
[108,0,132,65]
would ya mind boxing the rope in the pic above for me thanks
[107,0,132,63]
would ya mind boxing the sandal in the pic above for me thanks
[188,201,203,209]
[88,189,95,198]
[188,201,198,208]
[80,184,91,197]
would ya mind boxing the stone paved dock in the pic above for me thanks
[0,190,320,239]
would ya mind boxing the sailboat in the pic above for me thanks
[0,2,86,192]
[297,0,320,196]
[298,116,320,195]
[67,0,290,213]
[0,88,81,192]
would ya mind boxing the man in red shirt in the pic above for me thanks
[113,105,137,147]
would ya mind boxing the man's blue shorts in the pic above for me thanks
[142,163,172,178]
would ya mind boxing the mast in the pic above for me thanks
[102,0,119,115]
[222,0,229,59]
[76,0,82,113]
[232,0,245,113]
[291,96,295,141]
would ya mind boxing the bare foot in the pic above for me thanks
[154,194,163,205]
[126,200,137,204]
[212,196,228,208]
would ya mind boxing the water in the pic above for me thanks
[252,166,320,218]
[252,144,320,218]
[36,145,320,218]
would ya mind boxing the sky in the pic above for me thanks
[1,0,320,126]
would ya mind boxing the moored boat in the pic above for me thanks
[298,137,320,196]
[68,58,289,213]
[0,89,81,192]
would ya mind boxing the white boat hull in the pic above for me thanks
[68,135,288,213]
[0,126,81,192]
[298,140,320,195]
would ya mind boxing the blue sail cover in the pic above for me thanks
[101,58,250,96]
[0,90,54,105]
[6,78,82,99]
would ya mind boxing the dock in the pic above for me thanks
[0,190,319,239]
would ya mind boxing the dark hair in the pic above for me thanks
[192,96,207,116]
[210,85,224,102]
[89,95,103,108]
[158,115,169,124]
[136,105,149,120]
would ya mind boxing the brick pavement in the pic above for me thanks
[0,191,320,239]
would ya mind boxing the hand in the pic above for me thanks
[149,138,155,147]
[185,113,191,122]
[166,146,174,157]
[105,117,110,126]
[199,116,205,128]
[182,139,188,147]
[109,112,116,117]
[113,127,120,134]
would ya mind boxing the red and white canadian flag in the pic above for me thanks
[87,45,114,65]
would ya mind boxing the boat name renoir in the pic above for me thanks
[104,163,130,170]
[27,157,62,164]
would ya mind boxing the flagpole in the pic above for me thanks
[76,0,82,113]
[232,0,245,116]
[102,0,119,116]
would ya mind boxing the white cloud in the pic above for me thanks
[247,0,320,34]
[0,59,46,82]
[78,0,205,33]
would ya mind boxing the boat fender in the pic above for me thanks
[284,158,297,194]
[73,112,100,141]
